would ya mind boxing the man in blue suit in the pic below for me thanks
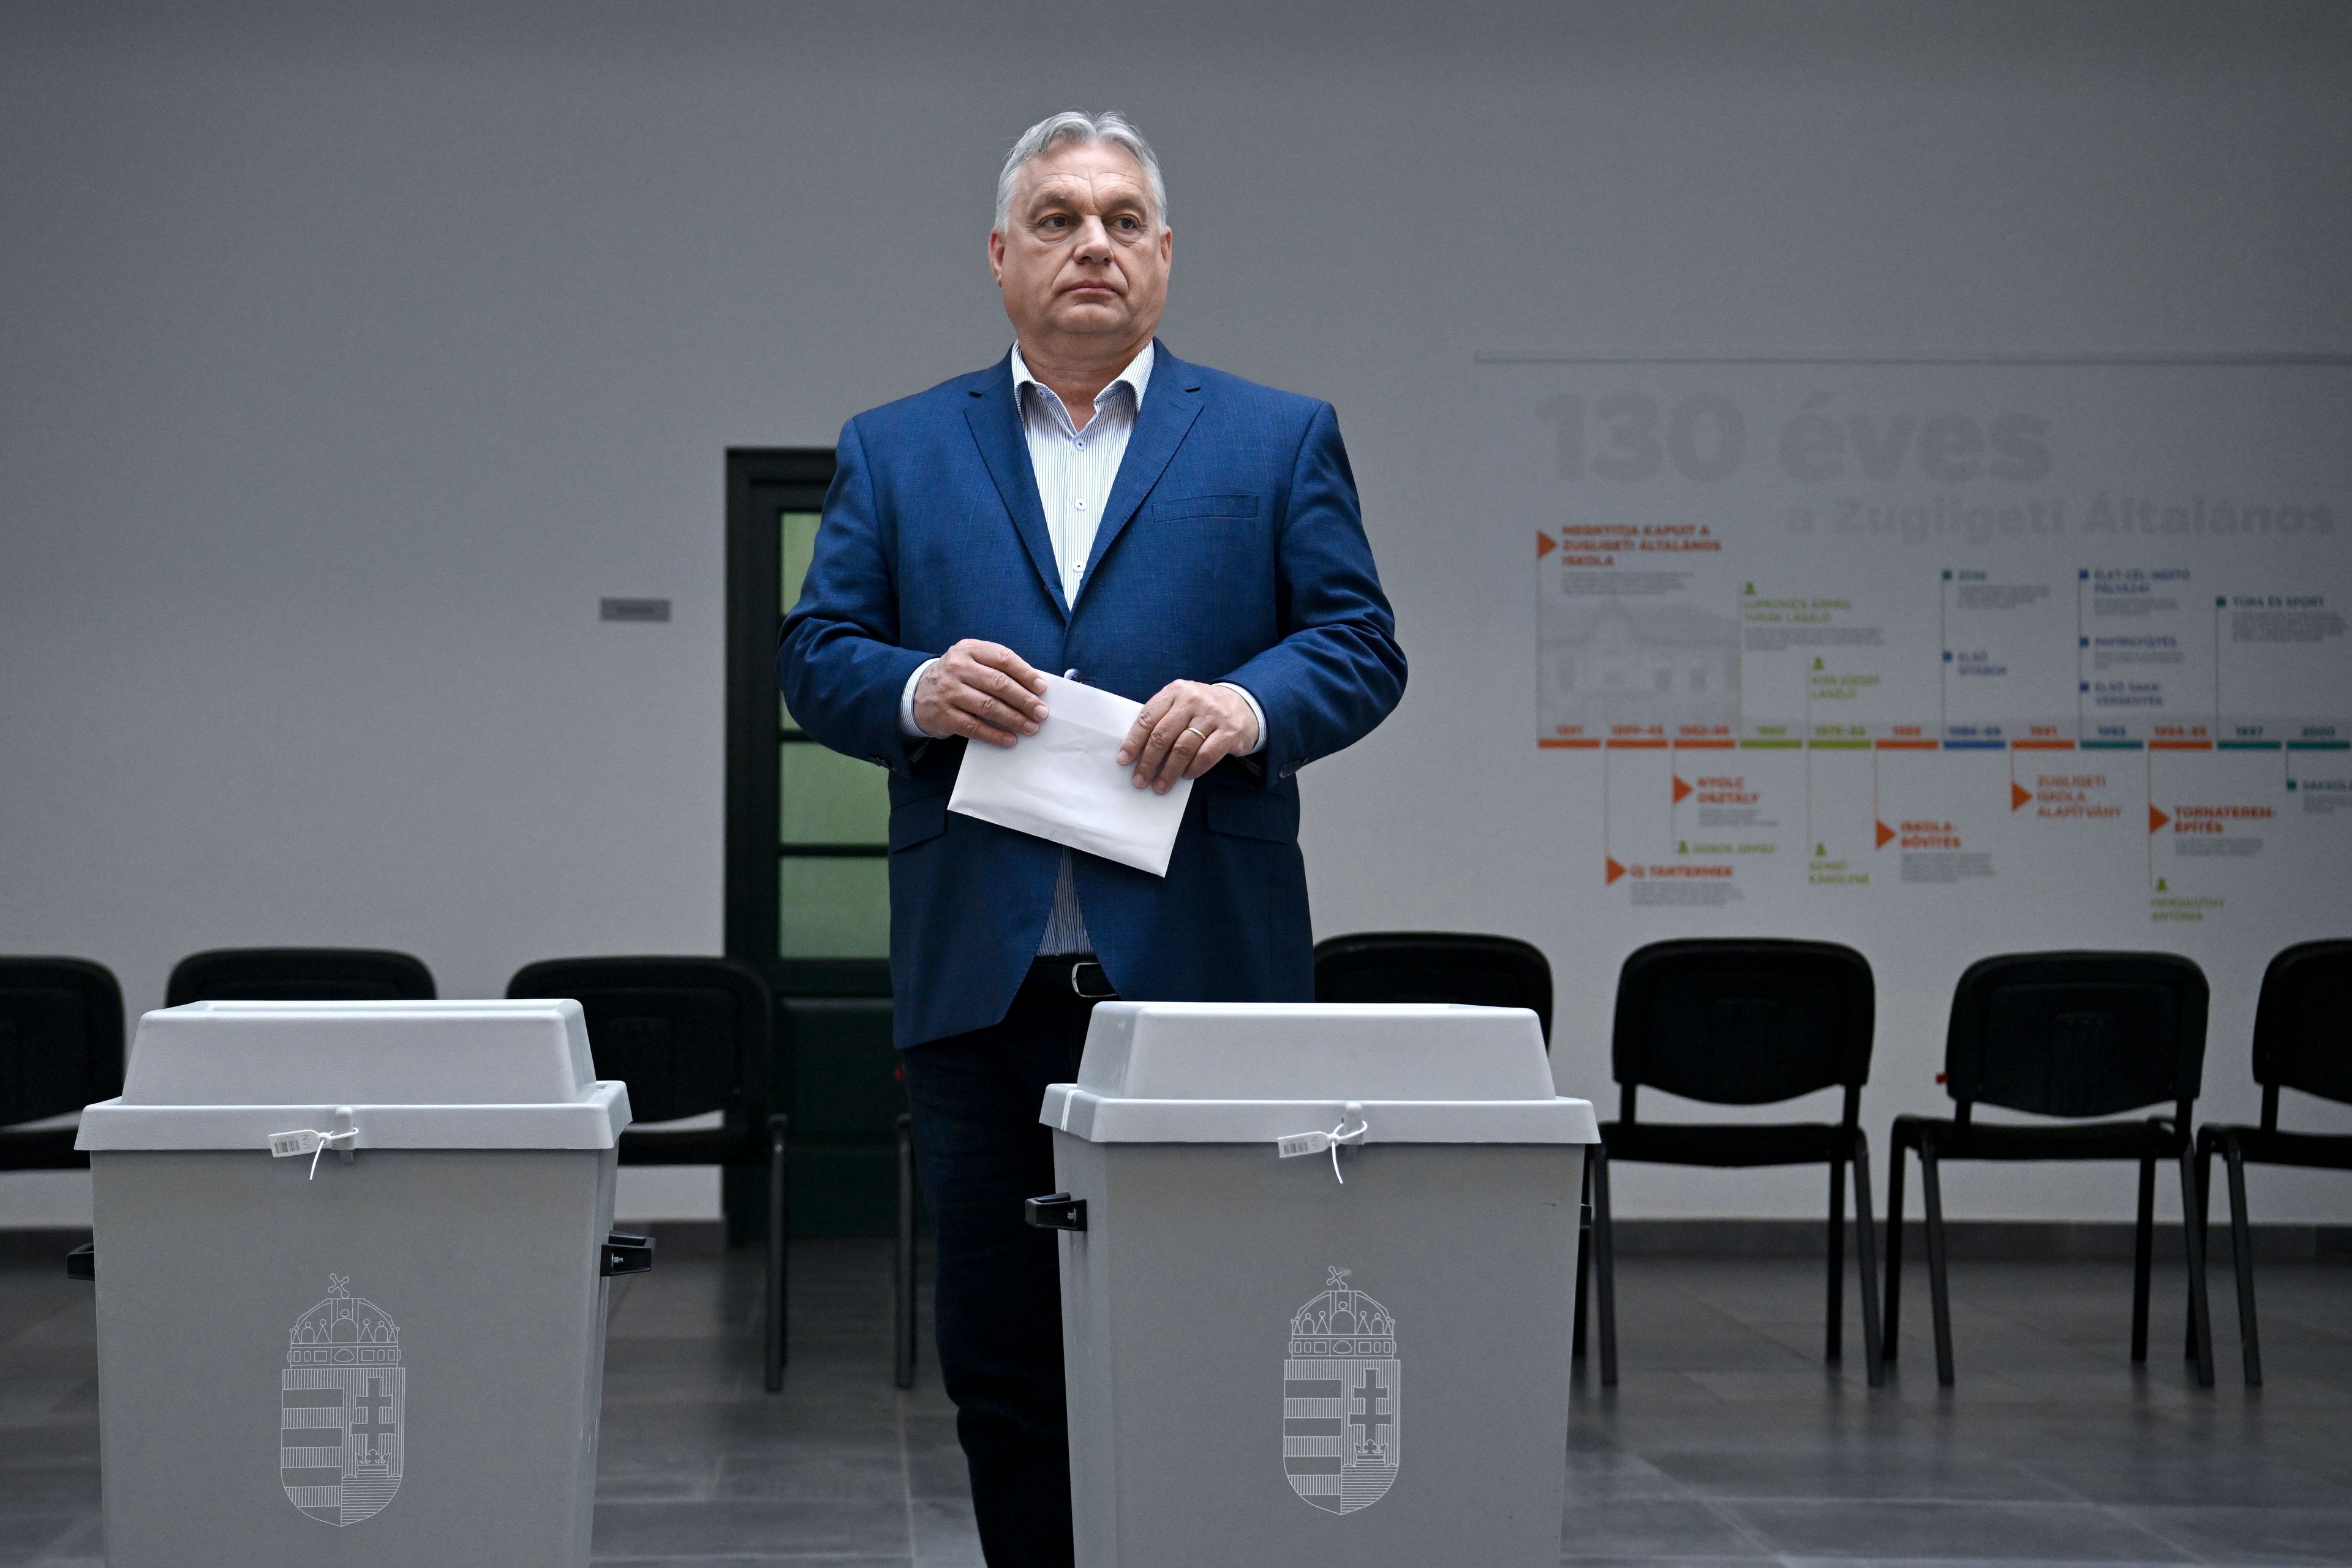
[779,110,1404,1566]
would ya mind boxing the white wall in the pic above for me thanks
[5,1,2349,1224]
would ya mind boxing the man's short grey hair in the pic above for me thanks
[994,110,1168,233]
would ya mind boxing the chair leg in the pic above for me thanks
[2178,1146,2215,1388]
[765,1114,790,1393]
[2131,1155,2155,1363]
[1852,1131,1885,1388]
[1825,1150,1847,1363]
[1920,1132,1955,1387]
[2187,1137,2211,1363]
[2223,1133,2261,1387]
[1591,1142,1617,1388]
[895,1113,918,1391]
[1571,1152,1591,1361]
[1883,1131,1907,1363]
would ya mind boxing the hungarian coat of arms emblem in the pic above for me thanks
[1283,1266,1400,1514]
[279,1274,404,1526]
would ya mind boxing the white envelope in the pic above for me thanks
[947,673,1192,877]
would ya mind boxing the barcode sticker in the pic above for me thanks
[268,1126,357,1178]
[1276,1110,1370,1183]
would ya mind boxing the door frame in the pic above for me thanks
[722,446,892,998]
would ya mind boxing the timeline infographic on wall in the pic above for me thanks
[1480,358,2351,926]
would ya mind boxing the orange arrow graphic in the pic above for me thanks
[2011,781,2032,811]
[1672,775,1692,803]
[2149,804,2169,834]
[1875,820,1896,848]
[1605,857,1626,885]
[1537,532,1556,558]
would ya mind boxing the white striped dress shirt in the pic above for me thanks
[899,342,1264,957]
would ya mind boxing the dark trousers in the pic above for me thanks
[901,959,1101,1568]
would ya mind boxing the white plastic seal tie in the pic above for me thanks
[270,1109,360,1180]
[1276,1103,1370,1183]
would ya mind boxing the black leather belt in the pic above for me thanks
[1039,958,1117,1001]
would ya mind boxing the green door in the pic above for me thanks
[728,452,905,1237]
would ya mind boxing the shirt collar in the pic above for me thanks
[1009,340,1155,419]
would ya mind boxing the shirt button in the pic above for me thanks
[1075,498,1087,510]
[1075,439,1087,450]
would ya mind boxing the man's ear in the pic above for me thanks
[988,228,1006,285]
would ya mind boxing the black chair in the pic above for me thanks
[896,1106,918,1389]
[1885,951,2215,1387]
[1578,939,1883,1389]
[508,957,788,1390]
[0,958,125,1174]
[166,946,435,1006]
[1316,933,1595,1376]
[1314,932,1553,1042]
[763,995,917,1390]
[2194,939,2352,1386]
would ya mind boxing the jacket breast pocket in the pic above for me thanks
[1151,492,1261,522]
[889,793,949,852]
[1202,788,1298,844]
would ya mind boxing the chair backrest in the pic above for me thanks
[2250,939,2352,1123]
[165,947,435,1008]
[1611,939,1874,1113]
[1314,932,1553,1045]
[507,956,771,1127]
[1944,951,2206,1120]
[0,957,126,1128]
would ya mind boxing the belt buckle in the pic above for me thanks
[1069,962,1117,1001]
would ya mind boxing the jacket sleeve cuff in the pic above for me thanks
[1215,682,1268,757]
[899,658,939,738]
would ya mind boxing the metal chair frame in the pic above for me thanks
[2192,938,2352,1386]
[165,946,435,1006]
[1576,939,1884,1389]
[1312,932,1554,1042]
[0,957,125,1174]
[895,1110,919,1389]
[1885,950,2215,1388]
[508,956,790,1392]
[1310,934,1612,1384]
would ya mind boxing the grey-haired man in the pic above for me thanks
[780,110,1404,1566]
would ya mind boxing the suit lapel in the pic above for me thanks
[1084,343,1204,581]
[961,356,1068,617]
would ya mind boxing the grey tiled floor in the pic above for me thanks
[1,1230,2346,1564]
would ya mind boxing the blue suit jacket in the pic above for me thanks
[778,345,1406,1047]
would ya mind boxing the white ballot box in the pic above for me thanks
[75,1000,641,1567]
[1034,1003,1597,1568]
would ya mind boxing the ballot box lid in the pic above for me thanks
[1040,1002,1597,1144]
[77,1000,631,1151]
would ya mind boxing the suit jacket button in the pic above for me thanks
[1063,668,1082,682]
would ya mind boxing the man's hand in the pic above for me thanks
[1118,681,1259,793]
[913,640,1049,747]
